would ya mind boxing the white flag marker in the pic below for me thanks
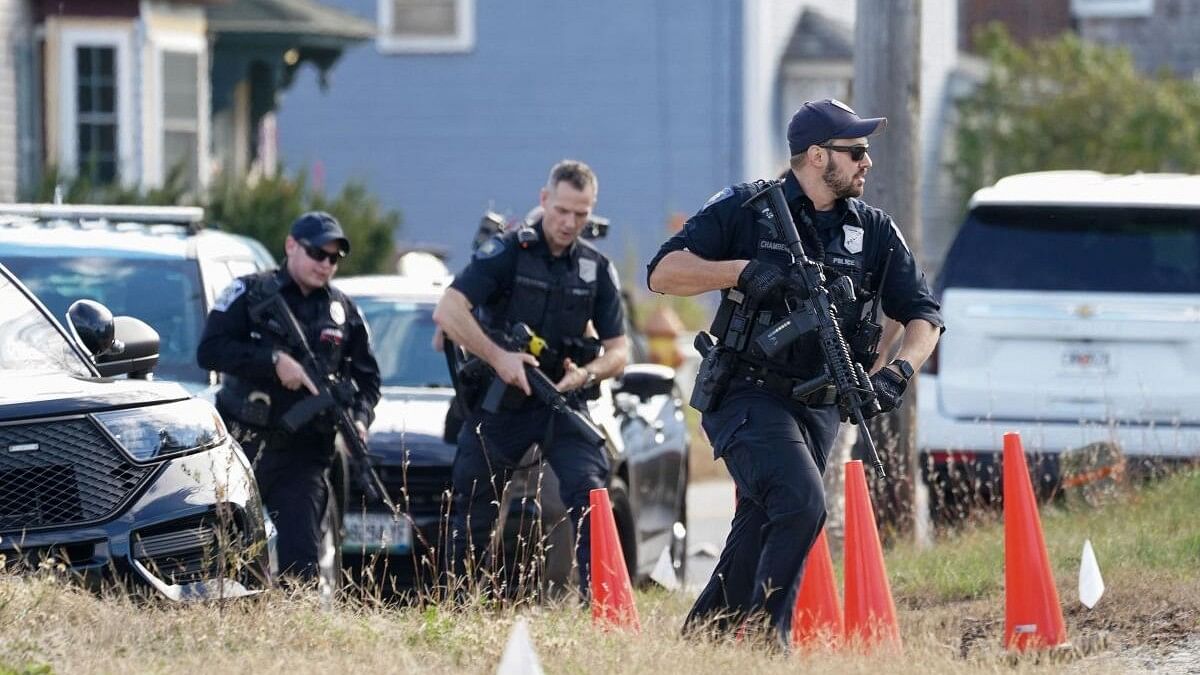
[650,546,680,591]
[1079,539,1105,609]
[496,618,544,675]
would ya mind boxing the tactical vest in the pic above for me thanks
[217,271,350,431]
[712,195,881,379]
[491,231,601,354]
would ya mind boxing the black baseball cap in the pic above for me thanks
[787,99,887,156]
[290,211,350,254]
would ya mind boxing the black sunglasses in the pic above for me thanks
[299,241,346,265]
[819,144,870,162]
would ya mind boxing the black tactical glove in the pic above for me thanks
[737,260,786,305]
[869,365,909,413]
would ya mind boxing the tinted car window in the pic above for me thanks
[942,206,1200,294]
[0,272,92,377]
[3,256,207,383]
[357,298,451,388]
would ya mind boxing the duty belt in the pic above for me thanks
[732,361,838,406]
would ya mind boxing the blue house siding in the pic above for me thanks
[277,0,742,271]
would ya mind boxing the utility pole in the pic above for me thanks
[854,0,923,538]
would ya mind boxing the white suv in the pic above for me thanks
[919,171,1200,505]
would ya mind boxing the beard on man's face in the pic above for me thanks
[822,160,863,199]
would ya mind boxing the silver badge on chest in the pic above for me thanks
[329,300,346,325]
[578,258,597,283]
[842,224,865,254]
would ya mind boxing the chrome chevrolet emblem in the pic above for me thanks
[7,443,38,453]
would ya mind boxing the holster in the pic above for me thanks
[689,332,736,413]
[216,388,272,428]
[218,392,279,459]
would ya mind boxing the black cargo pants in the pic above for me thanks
[684,380,839,645]
[246,430,337,580]
[448,401,609,593]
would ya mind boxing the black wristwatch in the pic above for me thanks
[890,358,914,380]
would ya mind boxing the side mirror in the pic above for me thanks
[613,363,677,402]
[67,299,159,377]
[67,299,117,356]
[96,316,160,378]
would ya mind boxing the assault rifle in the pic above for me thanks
[247,292,397,513]
[455,323,606,447]
[743,181,888,479]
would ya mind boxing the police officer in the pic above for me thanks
[433,160,628,594]
[647,99,943,644]
[197,212,381,581]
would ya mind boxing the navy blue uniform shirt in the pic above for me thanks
[197,267,381,428]
[647,172,943,331]
[451,222,626,341]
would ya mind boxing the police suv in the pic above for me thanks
[919,171,1200,509]
[0,203,275,394]
[0,261,273,599]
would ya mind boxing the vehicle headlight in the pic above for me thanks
[93,398,228,462]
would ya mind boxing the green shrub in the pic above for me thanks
[954,25,1200,207]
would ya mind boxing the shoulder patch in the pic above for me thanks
[474,235,506,260]
[702,186,735,210]
[212,279,246,312]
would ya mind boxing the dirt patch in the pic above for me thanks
[894,571,1199,671]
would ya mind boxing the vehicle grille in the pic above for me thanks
[133,512,238,586]
[351,463,453,517]
[0,540,99,573]
[0,417,154,532]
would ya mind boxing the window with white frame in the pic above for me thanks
[378,0,475,54]
[75,46,119,183]
[161,50,201,191]
[59,25,135,187]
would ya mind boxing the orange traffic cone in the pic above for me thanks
[843,460,901,650]
[1003,432,1068,651]
[590,488,640,632]
[791,527,842,648]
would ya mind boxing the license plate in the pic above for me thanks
[342,513,411,554]
[1061,346,1112,373]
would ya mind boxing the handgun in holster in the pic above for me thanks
[240,390,272,427]
[689,331,736,413]
[223,390,273,457]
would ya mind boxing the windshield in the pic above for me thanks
[1,256,208,383]
[941,206,1200,294]
[0,270,92,377]
[355,298,451,388]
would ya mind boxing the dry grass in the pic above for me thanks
[0,579,1126,675]
[1,471,1196,674]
